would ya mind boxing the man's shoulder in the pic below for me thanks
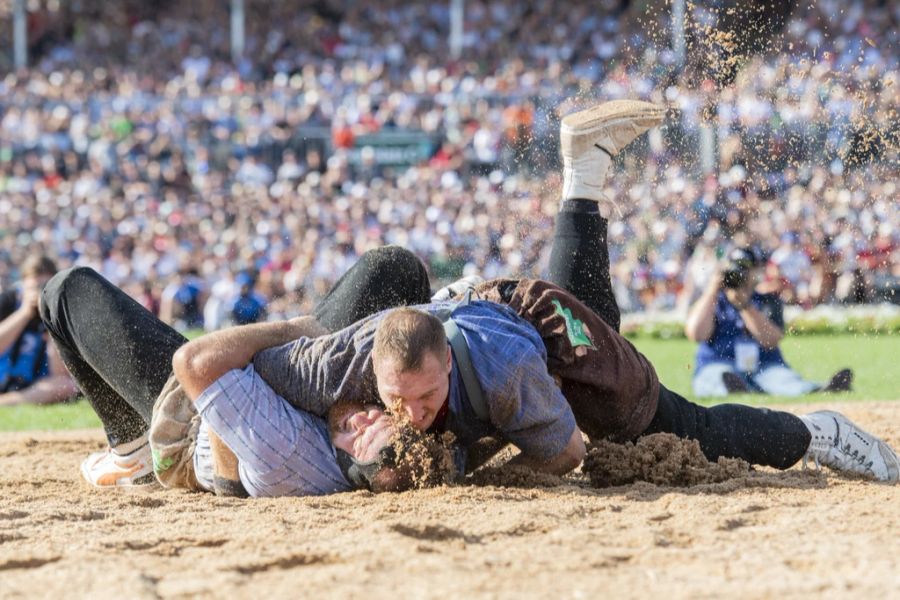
[303,314,381,363]
[448,299,519,320]
[447,301,544,358]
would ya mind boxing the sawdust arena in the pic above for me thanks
[2,401,897,598]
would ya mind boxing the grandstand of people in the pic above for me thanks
[2,3,900,598]
[0,0,896,329]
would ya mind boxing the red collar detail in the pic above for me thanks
[428,397,451,433]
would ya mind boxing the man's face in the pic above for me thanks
[744,267,762,291]
[23,273,51,292]
[329,403,396,463]
[373,347,452,431]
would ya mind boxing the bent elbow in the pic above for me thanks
[172,344,205,383]
[685,324,709,343]
[763,333,784,349]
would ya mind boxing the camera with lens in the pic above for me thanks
[721,247,758,289]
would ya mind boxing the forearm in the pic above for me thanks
[506,450,577,476]
[0,309,34,355]
[158,296,174,324]
[174,317,318,400]
[738,306,783,348]
[208,428,241,481]
[506,428,585,476]
[685,285,718,342]
[250,318,330,411]
[0,376,78,406]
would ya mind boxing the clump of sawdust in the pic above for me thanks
[389,427,459,490]
[468,465,565,489]
[583,433,750,488]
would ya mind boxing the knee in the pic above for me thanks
[361,246,427,281]
[40,266,102,323]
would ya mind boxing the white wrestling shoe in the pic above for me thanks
[81,437,156,487]
[560,99,666,202]
[800,410,899,483]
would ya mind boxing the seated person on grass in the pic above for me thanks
[0,254,77,406]
[685,246,853,397]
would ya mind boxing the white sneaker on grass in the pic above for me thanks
[800,410,899,483]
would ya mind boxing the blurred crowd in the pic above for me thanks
[0,0,896,330]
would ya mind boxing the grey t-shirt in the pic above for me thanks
[253,313,383,417]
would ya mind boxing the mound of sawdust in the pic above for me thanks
[389,428,459,490]
[583,433,751,487]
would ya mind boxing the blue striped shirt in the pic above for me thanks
[254,301,576,461]
[193,365,350,497]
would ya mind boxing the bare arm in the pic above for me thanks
[722,286,784,349]
[173,316,322,401]
[735,305,783,349]
[0,376,77,406]
[176,316,326,494]
[209,429,241,482]
[507,427,586,476]
[158,290,175,325]
[685,277,720,342]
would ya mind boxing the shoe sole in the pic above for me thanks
[561,100,666,135]
[823,369,853,393]
[82,470,158,488]
[80,453,157,488]
[818,410,900,483]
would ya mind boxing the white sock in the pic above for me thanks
[561,149,612,202]
[112,434,148,456]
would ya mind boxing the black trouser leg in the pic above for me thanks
[313,245,432,332]
[641,385,811,469]
[547,199,620,332]
[40,267,187,447]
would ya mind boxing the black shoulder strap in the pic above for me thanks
[437,291,490,421]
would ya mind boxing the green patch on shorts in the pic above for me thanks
[551,299,596,349]
[152,448,174,473]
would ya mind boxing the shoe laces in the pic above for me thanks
[802,423,874,475]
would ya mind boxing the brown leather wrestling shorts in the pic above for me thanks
[474,278,659,442]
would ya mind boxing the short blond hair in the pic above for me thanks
[372,308,446,372]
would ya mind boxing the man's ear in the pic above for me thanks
[445,344,453,373]
[371,351,383,378]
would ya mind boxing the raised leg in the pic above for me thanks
[313,245,432,332]
[40,267,186,447]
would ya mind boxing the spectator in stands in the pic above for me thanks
[160,264,208,332]
[0,0,895,321]
[226,272,269,326]
[0,254,78,405]
[685,247,854,397]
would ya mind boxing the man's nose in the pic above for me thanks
[350,411,375,431]
[403,403,428,430]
